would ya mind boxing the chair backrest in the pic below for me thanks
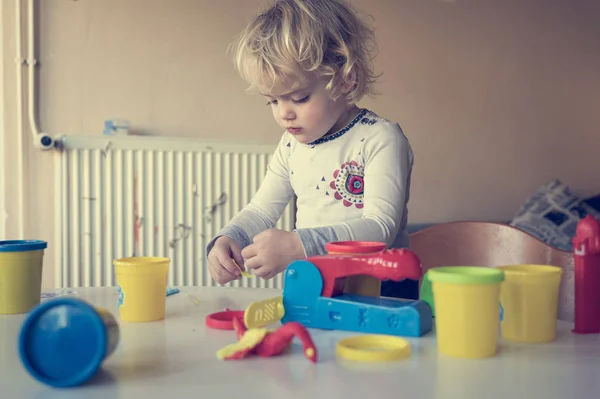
[410,221,574,321]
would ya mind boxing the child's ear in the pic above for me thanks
[339,68,357,95]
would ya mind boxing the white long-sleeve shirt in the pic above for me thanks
[207,108,414,257]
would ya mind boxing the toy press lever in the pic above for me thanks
[309,248,423,298]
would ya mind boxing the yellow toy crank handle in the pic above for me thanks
[244,296,285,329]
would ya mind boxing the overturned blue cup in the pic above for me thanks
[19,297,120,387]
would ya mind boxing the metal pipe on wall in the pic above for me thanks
[26,0,54,150]
[11,0,56,238]
[0,0,5,238]
[15,0,26,238]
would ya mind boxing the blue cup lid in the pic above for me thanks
[0,240,47,252]
[19,297,108,387]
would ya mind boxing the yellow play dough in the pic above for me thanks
[216,328,268,360]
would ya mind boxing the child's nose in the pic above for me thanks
[280,106,296,121]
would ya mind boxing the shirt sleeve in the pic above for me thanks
[294,123,413,257]
[206,133,295,253]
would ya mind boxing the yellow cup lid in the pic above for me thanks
[113,256,170,266]
[336,335,411,362]
[427,266,504,284]
[496,265,562,283]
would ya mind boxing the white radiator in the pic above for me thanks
[54,135,296,289]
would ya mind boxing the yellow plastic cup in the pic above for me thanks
[0,240,47,314]
[496,265,562,343]
[428,266,505,359]
[114,256,170,322]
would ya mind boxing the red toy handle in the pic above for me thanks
[310,248,423,297]
[362,249,422,281]
[316,248,421,280]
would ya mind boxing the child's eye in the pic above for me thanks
[293,95,310,104]
[266,100,278,106]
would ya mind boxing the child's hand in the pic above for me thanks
[207,236,245,284]
[241,229,305,279]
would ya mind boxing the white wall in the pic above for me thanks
[1,0,599,287]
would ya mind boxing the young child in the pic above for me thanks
[207,0,414,289]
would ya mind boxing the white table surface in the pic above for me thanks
[1,286,599,399]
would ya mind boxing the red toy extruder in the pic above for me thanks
[572,215,600,334]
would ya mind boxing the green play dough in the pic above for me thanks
[419,271,435,317]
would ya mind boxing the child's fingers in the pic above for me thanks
[233,255,246,272]
[208,246,239,284]
[218,253,241,277]
[208,260,237,284]
[232,259,253,278]
[252,266,273,279]
[228,245,252,278]
[229,244,246,272]
[219,267,239,283]
[244,256,261,270]
[241,244,258,260]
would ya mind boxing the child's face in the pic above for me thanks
[260,74,356,144]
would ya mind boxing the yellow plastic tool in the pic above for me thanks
[243,296,285,329]
[233,260,253,278]
[336,335,411,362]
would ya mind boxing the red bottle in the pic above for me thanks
[572,215,600,334]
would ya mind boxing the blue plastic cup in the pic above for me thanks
[18,297,120,387]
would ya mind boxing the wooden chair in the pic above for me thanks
[409,221,574,321]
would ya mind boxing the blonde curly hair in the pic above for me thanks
[229,0,379,103]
